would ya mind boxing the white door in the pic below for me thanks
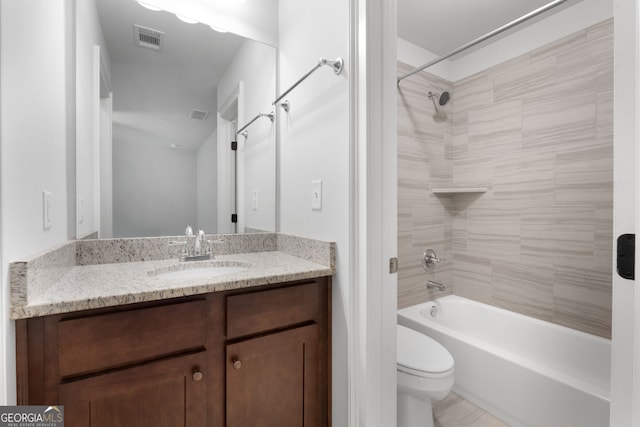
[610,0,640,425]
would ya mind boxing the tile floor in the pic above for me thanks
[433,392,510,427]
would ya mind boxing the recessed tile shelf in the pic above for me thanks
[431,187,488,195]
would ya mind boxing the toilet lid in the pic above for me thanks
[397,324,454,374]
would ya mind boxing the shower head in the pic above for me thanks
[438,91,451,106]
[428,91,451,108]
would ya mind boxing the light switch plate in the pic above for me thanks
[251,191,258,211]
[78,196,84,224]
[311,180,322,210]
[42,190,52,230]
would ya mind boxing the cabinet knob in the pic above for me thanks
[192,370,203,382]
[232,359,242,370]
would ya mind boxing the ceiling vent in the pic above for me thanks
[190,109,210,120]
[133,24,164,51]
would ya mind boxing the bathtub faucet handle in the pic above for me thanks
[422,249,443,271]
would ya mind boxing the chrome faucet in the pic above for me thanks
[194,229,205,256]
[186,228,213,261]
[426,280,445,291]
[169,226,220,262]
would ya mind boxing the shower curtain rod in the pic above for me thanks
[397,0,569,85]
[273,57,344,106]
[236,111,274,136]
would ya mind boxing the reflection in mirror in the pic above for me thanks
[75,0,276,239]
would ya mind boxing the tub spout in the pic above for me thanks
[426,280,445,291]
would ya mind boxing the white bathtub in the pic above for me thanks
[398,295,611,427]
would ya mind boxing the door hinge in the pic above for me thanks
[231,214,238,223]
[389,257,398,274]
[617,234,635,280]
[231,141,237,151]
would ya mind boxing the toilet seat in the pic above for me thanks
[397,325,454,376]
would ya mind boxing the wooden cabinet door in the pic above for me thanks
[226,324,320,427]
[59,352,207,427]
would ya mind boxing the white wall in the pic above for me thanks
[397,38,453,81]
[217,39,276,232]
[76,0,111,238]
[112,138,197,237]
[0,0,74,404]
[197,131,218,233]
[278,0,350,423]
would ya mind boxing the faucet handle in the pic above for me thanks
[422,249,443,271]
[169,240,189,261]
[185,225,194,236]
[204,238,225,258]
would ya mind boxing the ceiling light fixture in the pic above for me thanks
[209,25,228,33]
[136,1,162,11]
[176,14,199,24]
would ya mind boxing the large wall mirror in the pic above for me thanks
[76,0,277,239]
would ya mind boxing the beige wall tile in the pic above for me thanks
[521,205,595,263]
[492,259,555,322]
[452,253,493,305]
[493,55,556,102]
[396,19,613,338]
[553,265,612,338]
[467,100,524,156]
[492,151,555,205]
[453,158,493,187]
[522,93,598,150]
[452,74,494,111]
[529,29,586,61]
[587,18,614,41]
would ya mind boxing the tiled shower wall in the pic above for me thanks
[397,64,454,306]
[397,19,613,338]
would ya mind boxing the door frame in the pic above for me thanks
[349,0,398,425]
[350,0,640,425]
[610,0,640,424]
[218,83,243,234]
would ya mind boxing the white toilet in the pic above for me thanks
[397,324,455,427]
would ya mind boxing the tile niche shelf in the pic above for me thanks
[431,187,488,195]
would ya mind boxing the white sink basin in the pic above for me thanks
[151,261,250,280]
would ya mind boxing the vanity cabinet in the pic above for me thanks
[59,352,208,426]
[227,324,320,426]
[225,281,328,427]
[16,277,331,427]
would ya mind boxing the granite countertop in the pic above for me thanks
[9,233,335,320]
